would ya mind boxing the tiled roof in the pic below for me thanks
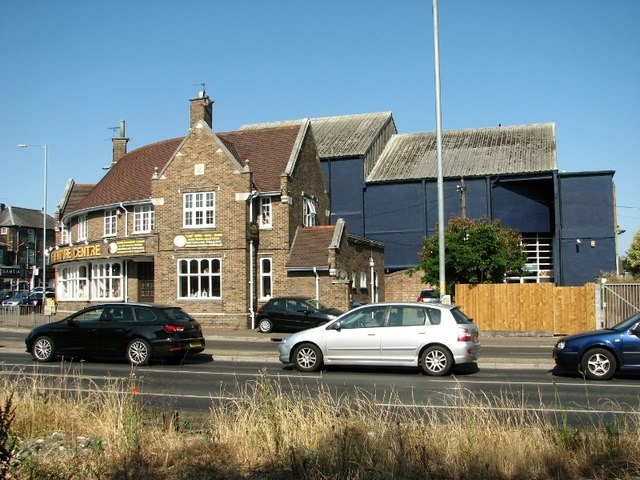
[241,112,394,159]
[218,124,302,192]
[0,206,55,229]
[367,123,557,182]
[73,138,183,212]
[60,183,94,218]
[68,124,304,214]
[287,225,338,269]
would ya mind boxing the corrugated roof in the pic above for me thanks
[367,123,557,182]
[0,206,55,229]
[287,225,337,269]
[241,112,394,159]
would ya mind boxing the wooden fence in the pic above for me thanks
[454,283,596,336]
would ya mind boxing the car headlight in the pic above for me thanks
[556,341,565,350]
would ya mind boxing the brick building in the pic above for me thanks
[51,94,384,327]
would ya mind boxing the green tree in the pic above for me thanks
[624,230,640,277]
[411,216,526,294]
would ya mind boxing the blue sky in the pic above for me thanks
[1,0,638,254]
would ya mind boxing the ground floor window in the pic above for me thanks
[57,265,90,300]
[259,257,272,300]
[91,261,123,300]
[177,258,221,299]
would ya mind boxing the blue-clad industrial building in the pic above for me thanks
[285,114,617,287]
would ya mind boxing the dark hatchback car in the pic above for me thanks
[256,297,343,333]
[553,313,640,380]
[25,303,206,366]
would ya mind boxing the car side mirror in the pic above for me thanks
[631,324,640,336]
[328,321,342,331]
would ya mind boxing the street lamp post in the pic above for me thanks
[17,143,48,289]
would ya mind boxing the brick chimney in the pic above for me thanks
[190,91,213,129]
[111,120,129,166]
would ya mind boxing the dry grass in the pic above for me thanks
[1,367,639,479]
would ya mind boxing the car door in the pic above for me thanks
[622,321,640,367]
[379,306,429,364]
[96,306,136,359]
[55,307,103,358]
[287,299,319,330]
[324,305,384,363]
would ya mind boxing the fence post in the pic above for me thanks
[595,280,604,330]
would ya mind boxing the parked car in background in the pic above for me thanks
[256,297,343,333]
[553,313,640,380]
[417,289,440,303]
[2,291,29,307]
[25,303,206,366]
[0,289,15,304]
[279,302,480,376]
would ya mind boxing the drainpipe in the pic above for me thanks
[369,257,375,303]
[313,267,320,301]
[118,203,128,237]
[247,191,259,328]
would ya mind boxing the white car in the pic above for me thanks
[279,302,480,376]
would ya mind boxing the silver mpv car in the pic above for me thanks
[279,302,480,376]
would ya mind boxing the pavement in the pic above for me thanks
[0,313,559,370]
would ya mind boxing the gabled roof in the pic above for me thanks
[241,112,395,159]
[367,123,557,182]
[287,225,338,270]
[218,124,303,192]
[0,206,55,229]
[66,123,306,215]
[57,180,95,219]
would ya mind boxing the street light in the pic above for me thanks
[17,143,48,289]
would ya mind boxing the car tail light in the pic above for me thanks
[163,325,186,333]
[257,306,264,314]
[457,327,473,342]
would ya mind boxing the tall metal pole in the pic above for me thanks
[17,143,48,288]
[432,0,446,297]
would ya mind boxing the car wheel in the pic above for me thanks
[258,318,274,334]
[127,338,152,366]
[580,348,616,380]
[420,346,453,376]
[293,343,322,372]
[32,336,55,362]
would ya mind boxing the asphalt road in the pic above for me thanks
[1,333,639,428]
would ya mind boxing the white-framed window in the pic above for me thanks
[59,223,70,245]
[259,257,272,300]
[183,192,216,228]
[303,195,318,227]
[0,227,6,235]
[351,272,357,291]
[360,271,368,289]
[91,261,122,300]
[133,205,155,233]
[259,197,272,229]
[57,265,89,300]
[104,209,117,237]
[77,215,88,241]
[177,258,221,299]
